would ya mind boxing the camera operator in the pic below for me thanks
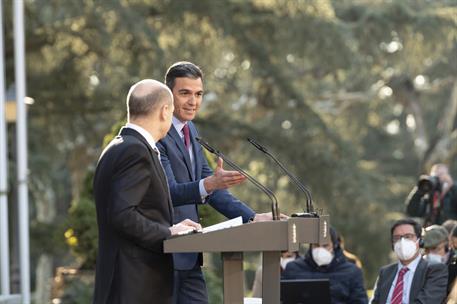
[406,164,457,225]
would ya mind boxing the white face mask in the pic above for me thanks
[426,253,444,264]
[394,238,418,261]
[280,257,295,270]
[312,247,334,266]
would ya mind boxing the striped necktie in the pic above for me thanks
[391,267,409,304]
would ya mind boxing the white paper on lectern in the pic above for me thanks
[202,216,243,233]
[244,298,262,304]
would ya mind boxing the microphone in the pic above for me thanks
[247,137,318,217]
[196,137,280,221]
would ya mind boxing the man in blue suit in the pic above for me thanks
[157,61,274,303]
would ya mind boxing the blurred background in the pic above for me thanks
[2,0,457,302]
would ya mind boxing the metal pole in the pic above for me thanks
[0,0,10,296]
[13,0,30,303]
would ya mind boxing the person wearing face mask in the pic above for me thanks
[251,251,298,298]
[370,218,448,304]
[423,225,457,293]
[424,225,452,264]
[281,227,368,304]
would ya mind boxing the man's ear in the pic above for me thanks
[160,103,170,121]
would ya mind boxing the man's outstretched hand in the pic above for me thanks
[203,157,246,193]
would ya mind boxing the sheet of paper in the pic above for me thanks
[202,216,243,233]
[243,298,262,304]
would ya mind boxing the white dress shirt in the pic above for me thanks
[172,116,208,198]
[386,253,422,304]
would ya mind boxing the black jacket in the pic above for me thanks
[93,128,174,304]
[406,184,457,225]
[282,247,368,304]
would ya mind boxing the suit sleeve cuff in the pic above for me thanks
[245,211,256,223]
[199,179,209,202]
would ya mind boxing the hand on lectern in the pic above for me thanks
[169,219,202,235]
[253,212,289,222]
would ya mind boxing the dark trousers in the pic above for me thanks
[173,266,209,304]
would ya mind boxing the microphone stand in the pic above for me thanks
[196,137,280,221]
[247,137,318,218]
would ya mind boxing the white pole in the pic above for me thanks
[0,0,10,296]
[13,0,30,303]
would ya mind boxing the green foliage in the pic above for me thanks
[102,120,126,148]
[3,0,456,294]
[65,195,98,269]
[63,119,123,269]
[59,275,94,304]
[30,221,68,258]
[203,254,223,303]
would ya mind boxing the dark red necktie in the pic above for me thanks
[391,267,409,304]
[182,124,190,149]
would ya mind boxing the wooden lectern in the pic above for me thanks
[164,215,330,304]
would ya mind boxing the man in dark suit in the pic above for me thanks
[93,79,201,304]
[157,62,276,303]
[370,218,448,304]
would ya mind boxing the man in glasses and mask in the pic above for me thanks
[370,218,448,304]
[282,227,368,304]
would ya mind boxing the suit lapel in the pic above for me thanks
[150,152,174,223]
[381,264,398,304]
[169,126,195,180]
[188,122,202,179]
[409,258,425,303]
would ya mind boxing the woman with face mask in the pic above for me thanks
[281,227,368,304]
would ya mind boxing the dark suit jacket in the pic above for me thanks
[93,128,174,304]
[157,121,255,270]
[370,257,448,304]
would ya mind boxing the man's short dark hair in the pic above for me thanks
[390,218,422,240]
[165,61,203,90]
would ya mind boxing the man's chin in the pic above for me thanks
[175,113,195,122]
[184,114,196,121]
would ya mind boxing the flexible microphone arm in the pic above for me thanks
[196,137,280,220]
[247,137,315,214]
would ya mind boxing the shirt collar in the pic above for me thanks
[125,122,157,151]
[172,116,187,135]
[397,252,422,272]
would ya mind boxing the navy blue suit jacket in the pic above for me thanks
[157,121,255,270]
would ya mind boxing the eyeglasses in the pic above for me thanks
[392,233,417,243]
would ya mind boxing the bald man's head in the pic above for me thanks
[127,79,173,121]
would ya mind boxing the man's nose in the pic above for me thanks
[187,95,197,104]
